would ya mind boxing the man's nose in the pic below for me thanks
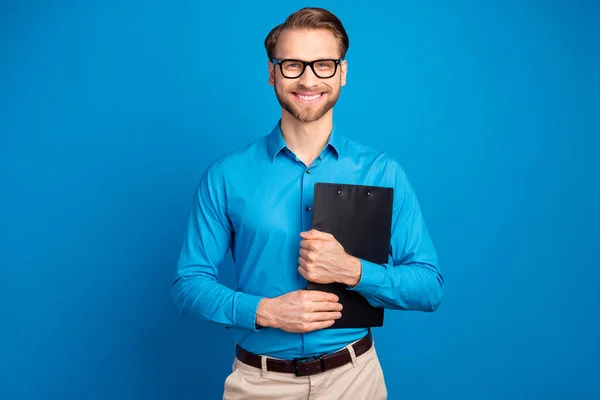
[298,64,319,88]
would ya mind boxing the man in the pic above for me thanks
[172,7,443,399]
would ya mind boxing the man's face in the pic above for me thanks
[269,28,347,123]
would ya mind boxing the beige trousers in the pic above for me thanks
[222,340,387,400]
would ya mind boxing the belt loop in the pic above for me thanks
[260,355,268,379]
[347,343,358,367]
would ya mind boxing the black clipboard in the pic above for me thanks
[306,182,393,328]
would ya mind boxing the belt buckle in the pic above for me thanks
[292,354,325,377]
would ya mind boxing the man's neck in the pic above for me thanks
[280,111,333,167]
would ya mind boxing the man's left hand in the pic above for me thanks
[298,229,362,287]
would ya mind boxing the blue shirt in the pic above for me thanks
[171,120,444,359]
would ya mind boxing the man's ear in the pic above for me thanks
[268,60,275,86]
[340,59,347,87]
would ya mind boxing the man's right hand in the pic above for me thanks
[255,290,343,333]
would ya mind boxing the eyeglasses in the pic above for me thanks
[271,58,344,79]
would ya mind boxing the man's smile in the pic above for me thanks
[292,91,325,104]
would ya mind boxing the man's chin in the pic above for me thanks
[287,108,329,123]
[282,100,336,123]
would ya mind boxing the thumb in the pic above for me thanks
[301,229,333,241]
[300,229,319,239]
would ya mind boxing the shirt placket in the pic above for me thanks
[284,146,330,357]
[301,153,327,233]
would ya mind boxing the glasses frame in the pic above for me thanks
[271,58,344,79]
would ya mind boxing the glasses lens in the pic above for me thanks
[281,60,304,78]
[313,60,336,78]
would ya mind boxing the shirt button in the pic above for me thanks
[305,206,312,211]
[306,169,311,174]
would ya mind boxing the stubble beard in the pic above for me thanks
[274,83,341,123]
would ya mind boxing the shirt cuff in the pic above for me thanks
[235,293,264,331]
[347,259,386,296]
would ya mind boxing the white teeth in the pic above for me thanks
[297,93,322,101]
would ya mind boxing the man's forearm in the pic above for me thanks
[171,275,263,331]
[348,259,443,312]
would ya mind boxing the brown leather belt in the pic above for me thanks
[235,330,373,377]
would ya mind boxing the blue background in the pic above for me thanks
[1,0,598,399]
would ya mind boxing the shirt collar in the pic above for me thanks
[267,120,342,162]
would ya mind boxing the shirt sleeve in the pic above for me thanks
[171,162,263,330]
[347,163,444,311]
